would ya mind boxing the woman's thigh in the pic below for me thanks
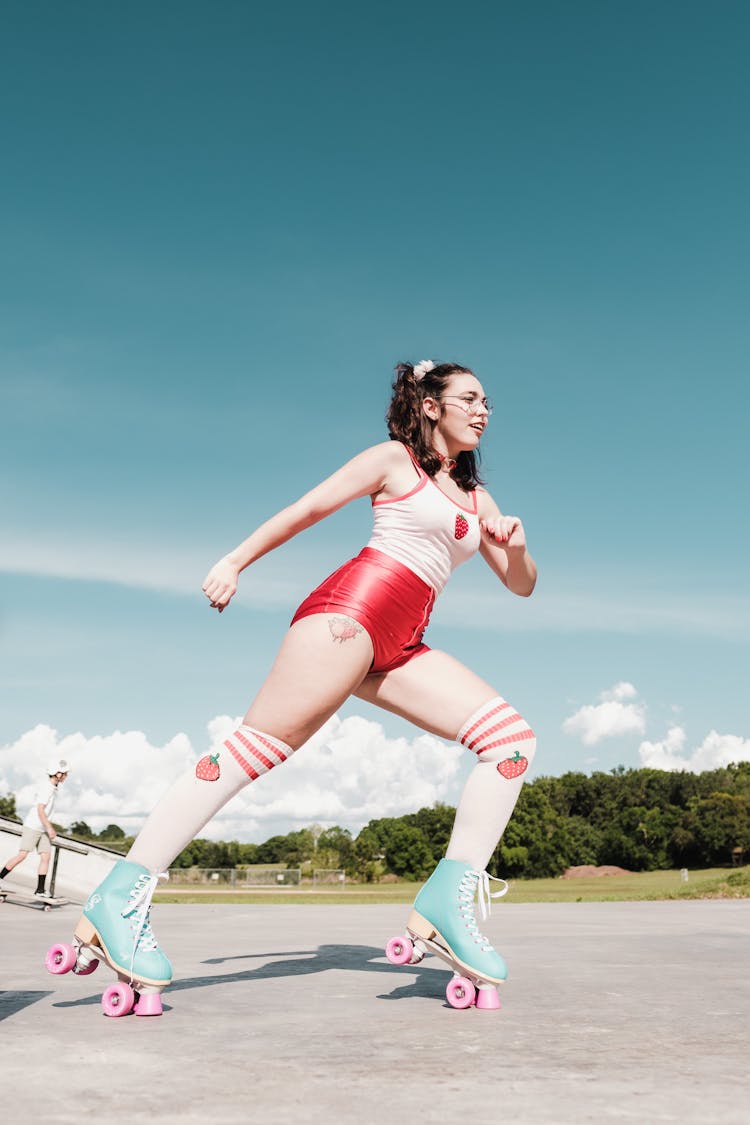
[354,649,499,741]
[243,613,374,748]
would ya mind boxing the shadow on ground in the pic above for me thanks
[0,990,55,1020]
[49,943,452,1011]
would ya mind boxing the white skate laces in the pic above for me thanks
[122,871,169,980]
[458,869,508,952]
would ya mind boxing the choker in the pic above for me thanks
[438,453,457,472]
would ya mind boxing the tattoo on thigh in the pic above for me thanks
[328,615,363,644]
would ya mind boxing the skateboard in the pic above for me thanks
[0,888,68,912]
[386,909,503,1010]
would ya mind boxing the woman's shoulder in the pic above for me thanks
[359,440,415,468]
[475,486,501,516]
[362,441,423,500]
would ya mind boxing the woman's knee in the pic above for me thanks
[457,695,537,771]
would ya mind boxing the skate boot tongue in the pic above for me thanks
[459,869,509,953]
[121,871,169,981]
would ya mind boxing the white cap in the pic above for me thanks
[46,759,70,776]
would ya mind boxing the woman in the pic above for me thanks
[58,360,537,1015]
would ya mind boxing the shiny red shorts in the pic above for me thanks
[290,547,435,675]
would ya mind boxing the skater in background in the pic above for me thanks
[75,360,538,1013]
[1,760,69,899]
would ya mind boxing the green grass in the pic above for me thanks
[153,865,750,905]
[499,865,750,903]
[154,883,425,905]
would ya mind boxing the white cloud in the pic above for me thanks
[0,534,307,609]
[562,683,646,746]
[639,727,750,772]
[0,714,464,842]
[0,724,195,830]
[607,682,638,702]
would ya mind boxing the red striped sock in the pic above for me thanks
[458,696,536,759]
[223,725,293,781]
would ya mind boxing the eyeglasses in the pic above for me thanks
[439,395,494,417]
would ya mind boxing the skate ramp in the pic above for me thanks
[0,816,118,903]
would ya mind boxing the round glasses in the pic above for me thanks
[439,395,493,417]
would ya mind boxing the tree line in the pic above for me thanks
[2,763,748,880]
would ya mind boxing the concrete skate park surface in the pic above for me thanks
[2,900,748,1125]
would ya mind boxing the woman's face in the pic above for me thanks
[426,372,491,452]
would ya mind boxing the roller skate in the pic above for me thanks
[385,858,509,1010]
[45,859,172,1017]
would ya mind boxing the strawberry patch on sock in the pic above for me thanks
[497,750,528,779]
[454,513,469,540]
[195,753,221,782]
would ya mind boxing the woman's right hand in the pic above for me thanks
[202,556,240,613]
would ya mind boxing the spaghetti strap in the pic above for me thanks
[404,446,427,481]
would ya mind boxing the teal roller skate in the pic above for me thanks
[45,859,172,1017]
[385,858,508,1011]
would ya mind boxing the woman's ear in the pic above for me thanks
[422,396,440,422]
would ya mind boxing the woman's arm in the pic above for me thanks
[202,442,402,611]
[476,489,537,597]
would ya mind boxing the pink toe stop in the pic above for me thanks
[134,992,163,1017]
[475,986,501,1011]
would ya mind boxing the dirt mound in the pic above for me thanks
[562,864,631,879]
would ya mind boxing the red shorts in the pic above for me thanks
[290,547,435,675]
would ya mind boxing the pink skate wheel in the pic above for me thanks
[45,943,77,975]
[385,935,414,965]
[475,986,501,1011]
[133,992,163,1017]
[446,976,477,1009]
[101,982,135,1017]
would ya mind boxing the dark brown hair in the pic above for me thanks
[386,361,484,490]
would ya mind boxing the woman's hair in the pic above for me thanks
[386,361,484,490]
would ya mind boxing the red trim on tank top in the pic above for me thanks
[372,446,477,513]
[372,446,427,506]
[372,474,428,507]
[427,477,478,514]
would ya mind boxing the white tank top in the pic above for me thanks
[367,453,481,593]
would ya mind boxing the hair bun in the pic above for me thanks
[413,359,435,381]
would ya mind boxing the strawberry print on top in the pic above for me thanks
[195,753,221,782]
[497,750,528,780]
[454,513,469,540]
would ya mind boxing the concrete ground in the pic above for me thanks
[1,899,748,1124]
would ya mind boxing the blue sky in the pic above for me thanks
[1,1,748,840]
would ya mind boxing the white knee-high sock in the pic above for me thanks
[127,725,294,872]
[445,697,537,872]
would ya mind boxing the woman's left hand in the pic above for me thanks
[479,515,527,550]
[202,556,240,612]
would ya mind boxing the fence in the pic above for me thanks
[167,866,303,887]
[312,868,346,886]
[167,867,350,887]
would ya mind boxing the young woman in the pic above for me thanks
[53,360,537,1015]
